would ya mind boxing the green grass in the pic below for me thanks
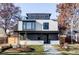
[53,44,79,55]
[0,45,44,55]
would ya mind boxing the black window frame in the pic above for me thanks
[43,22,49,30]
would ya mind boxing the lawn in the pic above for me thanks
[53,44,79,55]
[0,45,44,55]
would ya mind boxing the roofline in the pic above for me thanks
[18,19,58,22]
[27,13,51,14]
[26,13,51,15]
[19,20,36,22]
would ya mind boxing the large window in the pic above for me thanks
[43,22,49,29]
[27,22,31,29]
[23,22,35,30]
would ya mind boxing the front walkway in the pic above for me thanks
[44,44,61,55]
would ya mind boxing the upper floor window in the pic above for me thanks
[23,22,35,30]
[27,22,31,29]
[43,22,49,29]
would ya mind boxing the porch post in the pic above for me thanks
[18,32,20,45]
[24,31,27,40]
[24,31,27,47]
[25,31,27,42]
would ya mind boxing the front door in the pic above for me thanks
[44,34,50,44]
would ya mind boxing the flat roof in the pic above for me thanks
[26,13,51,14]
[26,13,51,16]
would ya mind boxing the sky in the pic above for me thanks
[15,3,58,19]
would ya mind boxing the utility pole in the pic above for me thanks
[70,8,76,44]
[71,15,74,44]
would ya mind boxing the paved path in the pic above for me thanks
[43,44,61,55]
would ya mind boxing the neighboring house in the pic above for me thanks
[15,13,58,45]
[0,27,7,44]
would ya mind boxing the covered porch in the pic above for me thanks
[14,31,59,45]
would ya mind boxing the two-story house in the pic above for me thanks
[15,13,58,45]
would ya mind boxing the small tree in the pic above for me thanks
[0,3,21,36]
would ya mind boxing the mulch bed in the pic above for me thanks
[4,46,35,53]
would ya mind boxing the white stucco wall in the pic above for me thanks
[18,20,58,31]
[36,20,58,31]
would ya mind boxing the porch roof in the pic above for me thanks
[14,31,59,34]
